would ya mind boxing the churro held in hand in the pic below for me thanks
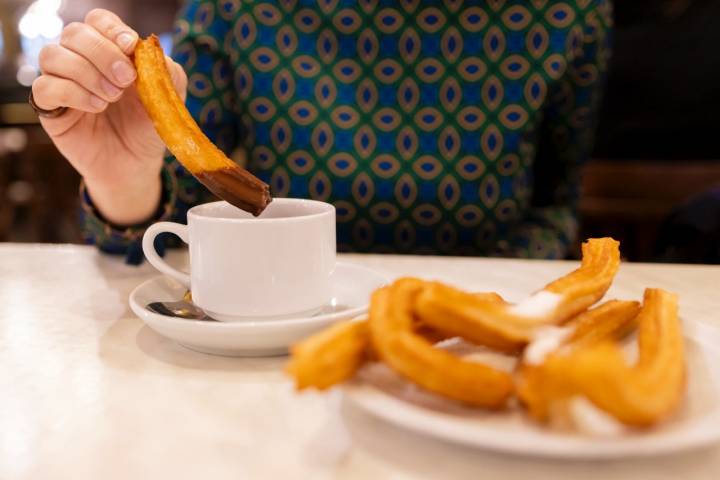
[134,35,271,215]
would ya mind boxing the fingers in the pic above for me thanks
[33,9,140,117]
[33,53,189,115]
[32,9,189,117]
[60,21,136,89]
[32,74,108,113]
[84,9,138,54]
[39,44,123,103]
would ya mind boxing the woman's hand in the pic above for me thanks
[32,9,187,226]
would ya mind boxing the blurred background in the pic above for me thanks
[1,0,718,262]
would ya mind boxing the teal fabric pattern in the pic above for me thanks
[81,0,612,263]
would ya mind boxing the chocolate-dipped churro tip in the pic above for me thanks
[196,168,272,217]
[134,35,272,216]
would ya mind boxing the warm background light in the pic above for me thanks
[16,0,65,86]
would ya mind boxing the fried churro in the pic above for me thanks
[288,291,506,391]
[368,279,514,408]
[134,35,271,215]
[286,238,687,430]
[415,238,621,351]
[518,289,686,427]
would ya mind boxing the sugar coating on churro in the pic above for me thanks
[508,291,563,318]
[523,326,574,365]
[568,397,626,436]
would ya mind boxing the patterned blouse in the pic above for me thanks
[81,0,612,264]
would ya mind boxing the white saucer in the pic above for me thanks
[129,262,387,357]
[342,321,720,459]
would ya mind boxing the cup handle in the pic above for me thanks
[142,222,191,288]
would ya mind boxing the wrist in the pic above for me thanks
[85,173,163,227]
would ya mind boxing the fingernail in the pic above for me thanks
[116,32,136,51]
[100,77,122,98]
[90,95,108,110]
[112,61,136,85]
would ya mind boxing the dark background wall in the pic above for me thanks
[595,0,720,160]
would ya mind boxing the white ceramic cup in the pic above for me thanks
[142,199,336,322]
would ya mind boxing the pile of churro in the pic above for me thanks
[287,238,687,431]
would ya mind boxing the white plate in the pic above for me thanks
[129,262,387,357]
[342,321,720,459]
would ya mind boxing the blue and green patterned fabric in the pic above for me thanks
[81,0,612,263]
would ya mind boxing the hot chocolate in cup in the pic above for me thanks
[142,199,336,322]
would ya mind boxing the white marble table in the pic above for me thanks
[1,243,719,479]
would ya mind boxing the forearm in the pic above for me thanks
[80,160,185,264]
[85,172,162,226]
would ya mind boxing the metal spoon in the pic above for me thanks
[147,300,215,321]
